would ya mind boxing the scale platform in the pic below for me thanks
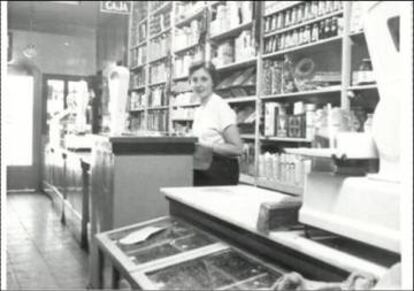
[285,148,400,254]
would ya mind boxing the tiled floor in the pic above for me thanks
[6,192,89,290]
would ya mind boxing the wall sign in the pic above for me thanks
[100,1,131,15]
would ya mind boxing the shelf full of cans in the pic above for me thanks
[263,1,344,55]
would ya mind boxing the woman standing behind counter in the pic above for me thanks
[189,61,243,186]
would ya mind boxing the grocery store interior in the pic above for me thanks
[3,1,413,290]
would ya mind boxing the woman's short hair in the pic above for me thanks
[188,60,217,86]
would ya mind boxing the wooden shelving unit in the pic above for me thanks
[126,1,377,195]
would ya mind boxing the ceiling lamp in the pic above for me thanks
[23,3,37,59]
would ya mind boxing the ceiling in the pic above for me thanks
[7,1,102,35]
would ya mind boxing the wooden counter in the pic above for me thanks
[43,144,91,249]
[88,135,196,288]
[161,185,399,280]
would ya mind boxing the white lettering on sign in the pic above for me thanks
[100,1,131,15]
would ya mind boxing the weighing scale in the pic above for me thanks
[286,2,403,254]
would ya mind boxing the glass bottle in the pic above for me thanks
[291,6,298,25]
[319,19,326,39]
[285,9,291,27]
[304,2,311,21]
[325,18,331,38]
[299,27,305,44]
[331,16,338,37]
[297,4,303,23]
[305,25,311,43]
[277,12,284,30]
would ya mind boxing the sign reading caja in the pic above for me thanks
[100,1,131,15]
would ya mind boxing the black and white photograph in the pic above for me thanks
[1,1,413,290]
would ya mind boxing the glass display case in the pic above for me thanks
[143,248,283,290]
[95,216,287,290]
[98,217,218,268]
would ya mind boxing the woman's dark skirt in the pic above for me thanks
[194,154,239,186]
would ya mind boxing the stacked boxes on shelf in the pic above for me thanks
[210,1,255,67]
[264,102,316,140]
[216,68,256,98]
[210,2,253,36]
[174,19,203,52]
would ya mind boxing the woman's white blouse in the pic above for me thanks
[192,93,237,147]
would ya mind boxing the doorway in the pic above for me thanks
[6,65,43,191]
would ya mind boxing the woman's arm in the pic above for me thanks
[211,124,243,158]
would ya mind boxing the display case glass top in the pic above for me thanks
[100,217,218,267]
[144,248,283,290]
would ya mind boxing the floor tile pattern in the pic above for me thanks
[6,192,89,290]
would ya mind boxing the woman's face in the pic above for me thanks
[189,67,213,101]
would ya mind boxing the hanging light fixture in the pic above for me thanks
[23,3,37,59]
